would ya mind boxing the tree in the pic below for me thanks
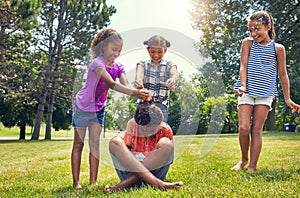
[259,0,300,129]
[30,0,116,140]
[171,75,203,135]
[0,0,42,139]
[190,0,299,131]
[0,0,41,65]
[191,0,257,92]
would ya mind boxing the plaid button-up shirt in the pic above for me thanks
[138,59,174,108]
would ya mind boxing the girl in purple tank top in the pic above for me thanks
[71,28,149,188]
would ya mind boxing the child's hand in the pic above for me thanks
[144,90,152,102]
[135,80,144,89]
[166,79,176,90]
[286,99,300,113]
[133,89,149,100]
[236,86,246,96]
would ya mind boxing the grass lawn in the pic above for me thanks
[0,127,299,197]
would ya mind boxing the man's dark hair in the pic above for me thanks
[134,103,163,126]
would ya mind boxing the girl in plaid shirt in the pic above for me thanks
[135,35,179,122]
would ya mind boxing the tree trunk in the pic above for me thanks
[45,101,53,139]
[31,65,52,140]
[0,27,6,64]
[19,122,26,140]
[31,1,59,140]
[45,73,56,140]
[44,0,67,140]
[264,99,276,131]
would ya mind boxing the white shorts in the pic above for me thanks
[238,94,274,111]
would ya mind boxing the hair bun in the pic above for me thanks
[144,35,170,48]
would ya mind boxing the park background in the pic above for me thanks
[0,0,299,197]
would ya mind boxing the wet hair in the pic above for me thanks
[90,28,123,58]
[248,10,276,41]
[134,103,163,126]
[144,35,171,49]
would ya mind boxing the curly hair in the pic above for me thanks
[134,103,163,126]
[90,28,123,58]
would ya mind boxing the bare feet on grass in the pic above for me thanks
[104,185,124,193]
[73,183,82,189]
[247,167,257,173]
[104,181,183,193]
[157,181,183,191]
[230,160,248,171]
[89,182,98,187]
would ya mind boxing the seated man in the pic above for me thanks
[105,103,183,193]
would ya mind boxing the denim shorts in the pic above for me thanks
[238,94,274,111]
[72,104,105,128]
[110,150,173,187]
[115,165,170,188]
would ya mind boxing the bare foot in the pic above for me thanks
[88,182,98,189]
[73,183,82,189]
[230,160,248,171]
[104,181,183,193]
[104,185,124,193]
[89,182,98,186]
[247,167,256,172]
[159,181,183,191]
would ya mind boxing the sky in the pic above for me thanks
[106,0,203,82]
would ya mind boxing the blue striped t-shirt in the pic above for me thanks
[235,40,278,97]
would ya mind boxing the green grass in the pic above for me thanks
[0,130,299,197]
[0,123,74,139]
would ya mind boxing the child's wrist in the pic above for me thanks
[131,89,137,97]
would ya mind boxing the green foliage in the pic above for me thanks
[168,89,181,134]
[52,108,72,131]
[0,0,42,136]
[223,94,239,133]
[191,0,300,131]
[0,132,299,197]
[108,93,136,131]
[0,0,42,30]
[169,76,202,135]
[191,0,257,93]
[30,0,116,138]
[1,0,116,138]
[0,33,40,132]
[259,0,300,124]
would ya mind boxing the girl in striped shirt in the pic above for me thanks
[232,11,300,172]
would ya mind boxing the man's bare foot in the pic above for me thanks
[230,160,248,171]
[73,183,82,189]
